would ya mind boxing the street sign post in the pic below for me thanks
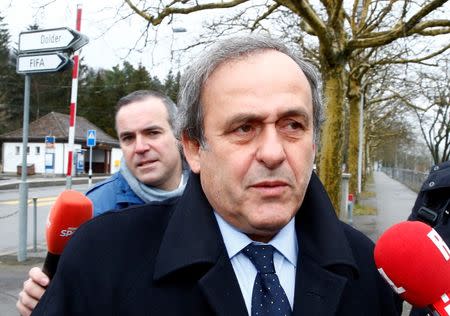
[87,130,96,147]
[86,130,96,187]
[19,27,89,53]
[16,52,71,74]
[15,24,88,262]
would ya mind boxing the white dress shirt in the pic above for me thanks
[214,212,298,314]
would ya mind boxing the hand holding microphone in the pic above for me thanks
[374,221,450,316]
[17,190,93,315]
[43,189,93,279]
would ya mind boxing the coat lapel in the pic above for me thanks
[292,173,359,315]
[292,255,347,315]
[198,251,248,316]
[153,172,247,316]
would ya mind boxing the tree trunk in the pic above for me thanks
[318,63,345,214]
[347,77,361,197]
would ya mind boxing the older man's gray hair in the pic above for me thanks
[176,34,324,146]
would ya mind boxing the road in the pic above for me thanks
[0,184,89,255]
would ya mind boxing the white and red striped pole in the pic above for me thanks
[66,4,83,189]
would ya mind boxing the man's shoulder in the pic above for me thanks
[67,198,179,255]
[86,172,124,195]
[421,160,450,192]
[90,199,177,228]
[340,221,374,249]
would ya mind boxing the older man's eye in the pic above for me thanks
[236,124,253,133]
[287,121,303,130]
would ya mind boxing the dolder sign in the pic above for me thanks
[16,27,88,74]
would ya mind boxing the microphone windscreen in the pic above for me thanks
[46,190,93,255]
[374,221,450,307]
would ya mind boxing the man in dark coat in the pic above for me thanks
[33,35,402,316]
[408,160,450,316]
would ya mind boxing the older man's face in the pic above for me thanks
[183,50,316,242]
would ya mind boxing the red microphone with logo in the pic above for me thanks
[43,190,93,279]
[374,221,450,315]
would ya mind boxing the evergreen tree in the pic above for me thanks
[148,75,164,93]
[0,15,24,134]
[163,70,181,103]
[128,63,152,92]
[80,70,116,136]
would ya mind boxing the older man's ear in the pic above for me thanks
[182,133,201,174]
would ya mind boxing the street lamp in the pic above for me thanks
[172,27,187,33]
[170,27,187,71]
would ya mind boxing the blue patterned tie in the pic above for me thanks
[243,244,292,316]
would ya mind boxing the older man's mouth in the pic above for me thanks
[250,180,289,197]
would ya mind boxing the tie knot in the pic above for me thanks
[243,244,275,274]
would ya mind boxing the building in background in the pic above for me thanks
[0,112,121,175]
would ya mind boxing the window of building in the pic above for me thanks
[15,146,20,155]
[35,146,40,155]
[27,146,30,155]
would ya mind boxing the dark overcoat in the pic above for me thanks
[33,172,402,315]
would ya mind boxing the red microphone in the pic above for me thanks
[43,190,93,279]
[374,221,450,315]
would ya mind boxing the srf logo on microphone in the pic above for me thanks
[60,227,77,237]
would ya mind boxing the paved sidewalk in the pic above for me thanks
[0,253,45,316]
[352,171,418,316]
[353,170,418,242]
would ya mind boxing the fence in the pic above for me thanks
[382,167,429,193]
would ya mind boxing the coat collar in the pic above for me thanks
[154,171,358,315]
[292,172,358,315]
[296,172,358,273]
[154,172,224,279]
[153,172,248,315]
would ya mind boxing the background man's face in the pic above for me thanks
[183,50,316,241]
[116,98,182,190]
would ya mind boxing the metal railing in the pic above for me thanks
[382,167,428,193]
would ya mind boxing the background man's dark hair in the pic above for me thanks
[115,90,178,130]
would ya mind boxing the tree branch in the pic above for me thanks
[374,43,450,66]
[348,0,449,50]
[125,0,249,26]
[251,3,281,30]
[275,0,328,44]
[330,0,344,27]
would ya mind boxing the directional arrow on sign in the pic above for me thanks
[19,27,89,53]
[16,53,71,74]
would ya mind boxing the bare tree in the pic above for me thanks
[123,0,450,211]
[410,59,450,163]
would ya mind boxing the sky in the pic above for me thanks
[2,0,448,79]
[1,0,206,79]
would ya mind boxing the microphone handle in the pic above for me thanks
[42,252,60,281]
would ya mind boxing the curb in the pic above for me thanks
[0,176,109,190]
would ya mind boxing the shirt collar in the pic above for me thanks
[214,211,298,267]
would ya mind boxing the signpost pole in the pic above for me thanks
[18,74,31,262]
[15,7,89,262]
[66,4,83,189]
[88,145,93,187]
[86,129,96,187]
